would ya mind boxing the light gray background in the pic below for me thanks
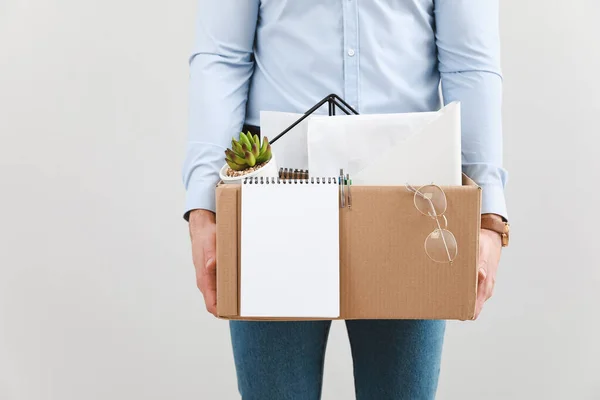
[1,1,599,399]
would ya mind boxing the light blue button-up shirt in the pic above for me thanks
[183,0,508,219]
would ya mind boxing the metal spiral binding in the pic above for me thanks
[241,173,350,208]
[242,176,337,184]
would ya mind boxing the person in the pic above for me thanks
[182,1,510,398]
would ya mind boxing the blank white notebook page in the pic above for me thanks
[241,178,340,318]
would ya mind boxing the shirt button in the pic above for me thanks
[347,48,355,57]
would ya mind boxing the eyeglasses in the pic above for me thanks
[406,184,457,264]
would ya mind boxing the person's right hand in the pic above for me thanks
[189,209,217,316]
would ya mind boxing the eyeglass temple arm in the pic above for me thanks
[407,184,453,263]
[432,213,453,262]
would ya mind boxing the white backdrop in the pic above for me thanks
[1,1,599,399]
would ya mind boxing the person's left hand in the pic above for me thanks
[474,225,503,319]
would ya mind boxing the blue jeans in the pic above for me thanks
[230,320,446,400]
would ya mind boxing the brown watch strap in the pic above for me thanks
[481,215,510,247]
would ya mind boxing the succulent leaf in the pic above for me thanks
[251,141,260,158]
[232,139,245,157]
[244,150,256,167]
[259,136,269,156]
[253,134,260,147]
[226,158,247,171]
[225,149,246,165]
[255,143,272,164]
[239,132,252,150]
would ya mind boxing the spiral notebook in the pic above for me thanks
[240,176,340,318]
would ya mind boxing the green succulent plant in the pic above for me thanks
[224,132,272,171]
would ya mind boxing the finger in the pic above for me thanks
[476,269,488,304]
[203,232,216,269]
[204,255,217,296]
[195,259,217,316]
[197,276,217,316]
[205,255,216,274]
[204,252,217,316]
[195,258,205,291]
[478,267,487,283]
[473,304,482,320]
[193,244,207,290]
[203,288,217,316]
[473,267,488,320]
[485,279,495,301]
[196,265,217,316]
[474,293,487,320]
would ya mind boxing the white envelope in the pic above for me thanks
[307,102,462,186]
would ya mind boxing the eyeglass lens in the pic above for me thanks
[413,185,447,217]
[425,229,458,263]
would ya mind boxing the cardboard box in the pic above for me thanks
[215,174,481,321]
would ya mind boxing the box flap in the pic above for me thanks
[461,172,480,188]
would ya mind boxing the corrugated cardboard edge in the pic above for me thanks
[215,185,239,318]
[460,173,482,320]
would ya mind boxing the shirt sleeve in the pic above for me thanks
[182,0,259,220]
[434,0,508,219]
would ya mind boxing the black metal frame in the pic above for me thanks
[270,94,359,144]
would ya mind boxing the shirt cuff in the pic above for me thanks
[479,182,507,220]
[182,142,226,221]
[462,163,508,220]
[183,181,218,221]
